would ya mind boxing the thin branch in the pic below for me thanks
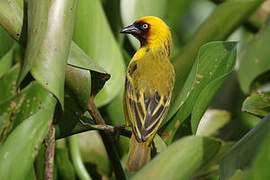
[87,95,126,180]
[80,119,131,138]
[44,124,56,180]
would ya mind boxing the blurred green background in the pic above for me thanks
[0,0,270,179]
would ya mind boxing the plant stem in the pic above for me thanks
[69,135,92,180]
[87,95,106,125]
[44,124,56,180]
[87,95,126,180]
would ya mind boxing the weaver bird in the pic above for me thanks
[120,16,175,172]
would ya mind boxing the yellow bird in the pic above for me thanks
[120,16,175,172]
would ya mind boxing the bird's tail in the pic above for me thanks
[126,134,151,173]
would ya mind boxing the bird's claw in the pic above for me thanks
[113,124,126,141]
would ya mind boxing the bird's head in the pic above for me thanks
[121,16,172,55]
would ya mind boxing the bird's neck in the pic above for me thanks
[135,39,172,59]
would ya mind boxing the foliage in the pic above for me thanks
[0,0,270,179]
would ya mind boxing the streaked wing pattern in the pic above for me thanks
[125,77,171,142]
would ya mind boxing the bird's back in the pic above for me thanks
[124,48,175,143]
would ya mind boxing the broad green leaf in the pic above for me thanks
[26,165,36,180]
[0,46,14,78]
[19,0,77,109]
[120,0,167,49]
[0,96,57,180]
[132,136,221,180]
[105,91,129,155]
[0,27,14,78]
[103,0,122,39]
[0,26,14,57]
[172,0,265,101]
[167,0,195,32]
[191,74,234,133]
[0,64,19,104]
[161,41,237,144]
[238,19,270,93]
[0,0,23,41]
[35,144,45,180]
[0,81,56,143]
[153,134,167,153]
[220,113,270,179]
[73,0,125,107]
[78,131,111,176]
[105,89,125,126]
[0,0,111,109]
[56,140,75,180]
[65,65,91,109]
[68,43,109,75]
[196,109,231,137]
[247,121,270,179]
[194,141,234,180]
[69,135,92,180]
[242,91,270,117]
[230,170,247,180]
[55,91,93,139]
[67,43,110,108]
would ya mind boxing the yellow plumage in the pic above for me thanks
[121,16,175,172]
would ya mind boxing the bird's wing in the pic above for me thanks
[124,77,171,143]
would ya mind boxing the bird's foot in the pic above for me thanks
[151,141,158,158]
[113,124,127,141]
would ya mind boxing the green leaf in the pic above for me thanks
[242,91,270,117]
[120,0,167,49]
[66,42,110,108]
[153,134,167,153]
[55,91,93,139]
[194,141,234,180]
[238,19,270,93]
[172,0,265,101]
[65,65,91,109]
[105,91,129,156]
[73,0,125,107]
[247,119,270,179]
[56,140,75,180]
[105,89,125,126]
[0,26,14,57]
[0,0,23,41]
[69,135,92,180]
[191,74,234,133]
[196,109,231,137]
[103,0,122,39]
[19,0,77,109]
[68,42,109,75]
[0,46,14,78]
[161,41,237,144]
[0,26,15,78]
[220,113,270,179]
[0,64,19,104]
[132,136,221,180]
[26,165,36,180]
[77,131,111,176]
[0,0,111,109]
[34,144,45,180]
[230,170,247,180]
[0,81,56,142]
[0,96,57,180]
[167,0,194,31]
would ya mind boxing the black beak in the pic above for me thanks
[120,24,141,35]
